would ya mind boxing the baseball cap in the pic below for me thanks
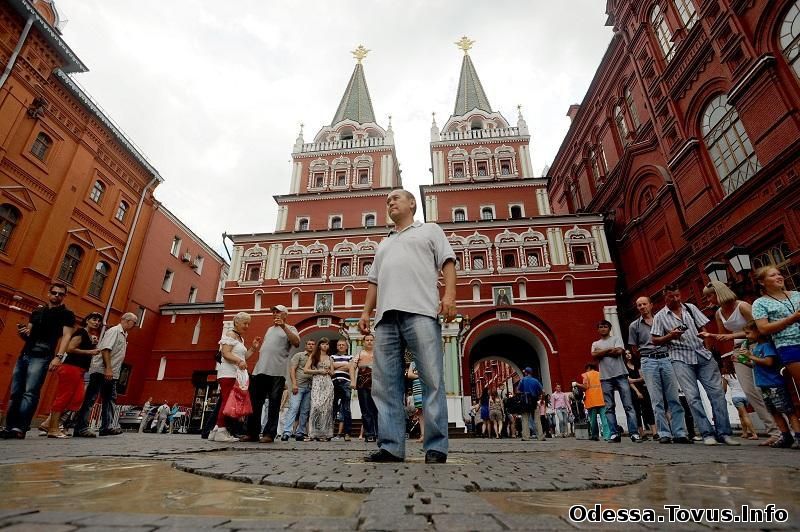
[523,367,533,374]
[271,305,289,313]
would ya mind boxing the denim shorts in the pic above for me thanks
[760,386,794,414]
[731,396,749,409]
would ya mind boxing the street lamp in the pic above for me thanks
[704,261,729,284]
[725,245,752,275]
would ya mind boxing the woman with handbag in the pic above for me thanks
[354,333,378,443]
[210,312,261,443]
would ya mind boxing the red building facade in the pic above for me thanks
[547,0,800,315]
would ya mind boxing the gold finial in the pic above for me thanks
[351,45,370,64]
[455,36,475,55]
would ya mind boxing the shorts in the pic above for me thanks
[731,396,749,409]
[760,386,794,414]
[777,345,800,365]
[489,411,503,423]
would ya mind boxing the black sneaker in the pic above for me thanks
[296,435,305,442]
[281,434,290,442]
[609,433,622,443]
[659,436,673,444]
[673,436,692,444]
[425,450,447,464]
[73,429,97,438]
[364,449,404,463]
[771,434,794,448]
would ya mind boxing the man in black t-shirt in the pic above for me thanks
[1,282,75,439]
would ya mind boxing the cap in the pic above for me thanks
[523,367,533,374]
[271,305,289,313]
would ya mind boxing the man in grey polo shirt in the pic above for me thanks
[591,319,640,443]
[651,283,738,446]
[245,305,300,443]
[359,189,456,464]
[628,296,689,444]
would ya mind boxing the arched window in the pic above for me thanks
[589,147,602,184]
[339,262,351,276]
[674,0,697,29]
[481,207,494,221]
[115,201,129,222]
[288,264,301,279]
[330,216,342,230]
[510,205,523,219]
[625,87,641,129]
[30,132,52,160]
[0,203,21,252]
[651,5,675,61]
[58,244,83,284]
[362,261,372,276]
[89,181,105,203]
[701,95,761,195]
[88,261,110,298]
[364,214,376,227]
[297,218,309,231]
[454,209,466,222]
[502,253,516,268]
[780,1,800,78]
[614,105,629,144]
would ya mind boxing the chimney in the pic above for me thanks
[566,104,581,122]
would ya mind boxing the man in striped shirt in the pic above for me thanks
[331,338,353,441]
[651,283,739,446]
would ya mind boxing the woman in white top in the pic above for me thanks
[701,281,779,444]
[211,312,261,443]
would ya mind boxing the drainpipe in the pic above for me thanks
[102,176,161,329]
[0,16,34,89]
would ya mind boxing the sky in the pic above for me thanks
[55,0,614,258]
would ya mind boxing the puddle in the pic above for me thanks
[0,459,362,518]
[481,463,800,517]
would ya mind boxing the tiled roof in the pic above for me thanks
[454,54,492,115]
[331,63,376,125]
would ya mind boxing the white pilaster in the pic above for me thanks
[592,225,612,263]
[547,227,566,265]
[266,244,283,279]
[228,246,243,281]
[603,305,622,338]
[290,162,302,194]
[276,206,288,231]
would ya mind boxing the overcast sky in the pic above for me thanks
[55,1,613,258]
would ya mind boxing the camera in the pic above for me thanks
[676,324,689,332]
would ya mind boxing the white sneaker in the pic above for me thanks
[703,436,718,446]
[721,435,741,446]
[214,428,237,443]
[207,427,218,442]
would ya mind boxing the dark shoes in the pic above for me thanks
[98,428,123,436]
[280,434,290,442]
[73,429,97,438]
[295,435,305,442]
[238,434,258,442]
[0,429,24,439]
[364,449,404,463]
[365,436,377,443]
[609,434,622,443]
[259,435,274,443]
[659,436,672,444]
[673,436,692,444]
[425,450,447,464]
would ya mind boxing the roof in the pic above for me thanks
[331,63,376,125]
[453,54,492,115]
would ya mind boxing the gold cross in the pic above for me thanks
[351,45,370,63]
[455,36,475,55]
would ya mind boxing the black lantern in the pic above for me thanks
[704,261,729,284]
[725,245,752,274]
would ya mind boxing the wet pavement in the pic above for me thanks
[0,433,798,530]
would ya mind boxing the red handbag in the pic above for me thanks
[222,370,253,418]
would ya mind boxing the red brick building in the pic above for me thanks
[225,43,621,425]
[547,0,800,316]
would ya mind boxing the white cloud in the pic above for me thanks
[56,0,613,255]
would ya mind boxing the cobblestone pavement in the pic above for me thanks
[0,434,798,530]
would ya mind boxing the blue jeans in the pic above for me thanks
[639,357,687,438]
[601,374,639,436]
[332,380,352,435]
[357,387,378,438]
[373,311,448,457]
[5,353,51,432]
[282,386,311,436]
[671,357,732,437]
[74,373,117,433]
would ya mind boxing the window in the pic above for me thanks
[481,207,494,221]
[161,269,174,292]
[598,143,609,173]
[472,255,486,270]
[453,162,465,178]
[651,5,675,62]
[188,286,198,303]
[701,94,760,195]
[309,262,322,278]
[499,160,512,175]
[288,264,301,279]
[502,253,516,268]
[753,242,800,291]
[674,0,697,29]
[170,236,182,256]
[362,261,372,276]
[589,148,602,185]
[193,255,204,274]
[297,218,309,231]
[510,205,523,219]
[625,87,640,130]
[476,161,489,177]
[364,214,376,227]
[526,249,543,267]
[30,132,52,160]
[614,105,629,144]
[88,261,110,298]
[358,169,369,184]
[573,246,591,266]
[89,181,105,203]
[246,263,261,281]
[780,1,800,78]
[58,244,83,284]
[335,171,347,187]
[313,173,325,188]
[339,262,351,277]
[454,209,466,222]
[115,201,129,222]
[0,203,20,252]
[330,216,342,230]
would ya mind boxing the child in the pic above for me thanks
[743,321,800,449]
[720,355,758,440]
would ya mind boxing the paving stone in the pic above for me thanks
[6,512,98,525]
[493,513,577,530]
[220,518,295,529]
[79,527,156,532]
[431,513,503,530]
[0,509,38,520]
[360,514,429,531]
[0,525,78,532]
[72,513,165,526]
[154,515,231,527]
[288,517,359,530]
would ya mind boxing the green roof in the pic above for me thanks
[453,54,492,115]
[331,63,376,125]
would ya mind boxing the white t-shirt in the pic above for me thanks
[217,333,250,379]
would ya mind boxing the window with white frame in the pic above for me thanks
[780,1,800,78]
[193,255,204,274]
[308,261,322,278]
[525,248,544,267]
[475,160,489,177]
[161,269,174,292]
[30,132,52,160]
[651,5,676,62]
[674,0,697,29]
[115,201,129,222]
[625,87,641,130]
[170,236,181,256]
[330,216,342,230]
[364,213,376,227]
[188,286,197,303]
[453,208,466,222]
[297,218,309,231]
[357,168,370,185]
[481,206,494,221]
[89,180,105,204]
[502,252,517,268]
[499,159,512,175]
[287,262,301,279]
[245,263,261,281]
[334,170,347,187]
[614,105,629,144]
[313,172,325,188]
[472,252,487,270]
[452,162,466,178]
[361,261,372,276]
[509,204,524,219]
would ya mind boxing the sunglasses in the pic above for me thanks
[50,291,66,297]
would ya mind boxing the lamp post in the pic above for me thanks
[704,261,729,284]
[725,245,753,297]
